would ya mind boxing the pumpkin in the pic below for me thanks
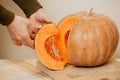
[68,9,119,67]
[35,9,119,70]
[35,15,79,70]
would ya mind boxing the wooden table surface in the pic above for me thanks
[0,59,120,80]
[0,59,52,80]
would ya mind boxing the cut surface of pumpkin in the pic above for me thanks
[35,23,66,70]
[56,15,80,63]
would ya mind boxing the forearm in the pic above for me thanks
[13,0,42,18]
[0,4,15,26]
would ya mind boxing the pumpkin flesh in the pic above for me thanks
[35,23,66,70]
[56,16,80,63]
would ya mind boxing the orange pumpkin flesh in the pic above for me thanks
[35,24,66,70]
[56,16,80,63]
[68,12,119,67]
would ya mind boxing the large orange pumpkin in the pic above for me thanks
[35,10,119,70]
[68,10,119,66]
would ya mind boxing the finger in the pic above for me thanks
[30,21,42,29]
[23,41,34,49]
[42,15,52,23]
[16,41,22,46]
[30,33,36,40]
[32,27,39,33]
[13,39,18,45]
[38,15,52,24]
[27,27,39,39]
[13,39,22,46]
[22,35,34,49]
[28,29,32,37]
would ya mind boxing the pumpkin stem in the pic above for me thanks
[88,8,93,17]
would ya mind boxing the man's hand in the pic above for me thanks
[29,8,52,39]
[7,15,34,49]
[7,9,52,49]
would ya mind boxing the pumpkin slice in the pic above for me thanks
[35,23,66,70]
[56,15,80,63]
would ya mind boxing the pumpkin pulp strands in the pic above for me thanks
[45,36,63,61]
[52,36,63,61]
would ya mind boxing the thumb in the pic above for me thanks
[23,34,35,49]
[42,15,52,23]
[36,13,52,23]
[24,39,34,49]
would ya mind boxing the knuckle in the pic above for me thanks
[21,34,27,40]
[17,36,23,41]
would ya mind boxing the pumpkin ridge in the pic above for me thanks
[94,18,109,65]
[87,21,100,66]
[100,19,111,63]
[99,16,119,53]
[102,18,118,60]
[91,22,103,66]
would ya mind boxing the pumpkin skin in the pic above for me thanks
[68,12,119,67]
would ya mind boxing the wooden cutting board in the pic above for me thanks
[1,59,120,80]
[37,59,120,80]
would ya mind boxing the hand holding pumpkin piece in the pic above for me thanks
[7,15,34,49]
[29,8,52,39]
[30,8,52,23]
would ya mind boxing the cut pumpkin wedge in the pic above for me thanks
[35,23,66,70]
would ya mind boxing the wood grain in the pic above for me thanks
[1,59,120,80]
[37,59,120,80]
[0,59,53,80]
